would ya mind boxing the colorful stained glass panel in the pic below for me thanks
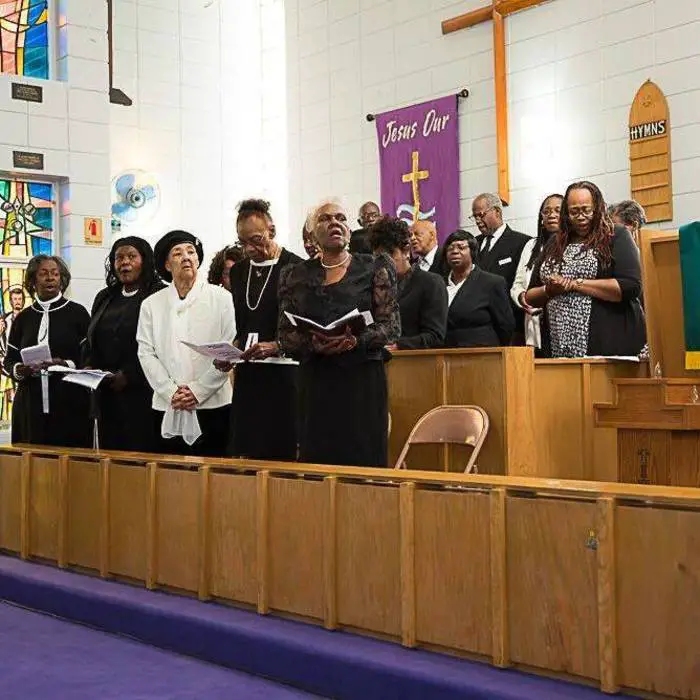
[0,177,54,431]
[0,0,49,79]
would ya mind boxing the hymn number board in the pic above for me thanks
[629,80,673,223]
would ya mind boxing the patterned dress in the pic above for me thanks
[540,243,599,358]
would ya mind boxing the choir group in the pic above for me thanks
[3,181,647,467]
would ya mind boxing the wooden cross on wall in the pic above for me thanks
[442,0,553,205]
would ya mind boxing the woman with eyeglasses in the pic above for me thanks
[523,181,646,358]
[217,199,303,461]
[442,229,514,348]
[510,194,563,352]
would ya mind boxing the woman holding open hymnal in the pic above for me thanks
[278,200,400,468]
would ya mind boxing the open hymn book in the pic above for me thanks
[284,309,374,336]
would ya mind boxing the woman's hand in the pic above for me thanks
[171,385,198,411]
[106,371,128,392]
[518,291,540,315]
[311,326,358,355]
[544,274,575,297]
[214,360,234,372]
[14,363,37,379]
[241,341,278,361]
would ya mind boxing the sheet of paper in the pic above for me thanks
[181,341,243,362]
[62,372,111,390]
[250,357,300,366]
[20,344,51,365]
[284,309,374,333]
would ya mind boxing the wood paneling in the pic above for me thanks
[336,482,401,637]
[155,467,199,592]
[0,453,21,552]
[28,456,60,561]
[268,477,326,620]
[414,489,491,654]
[670,433,700,487]
[446,353,507,474]
[507,496,599,679]
[617,506,700,698]
[640,231,699,379]
[66,458,101,570]
[109,462,148,581]
[209,472,257,605]
[618,430,670,485]
[387,354,443,469]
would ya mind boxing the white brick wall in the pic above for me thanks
[0,0,111,309]
[285,0,700,244]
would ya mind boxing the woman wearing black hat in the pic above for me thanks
[137,230,235,456]
[84,237,164,452]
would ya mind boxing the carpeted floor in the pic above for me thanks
[0,602,323,700]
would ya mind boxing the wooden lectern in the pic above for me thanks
[594,230,700,486]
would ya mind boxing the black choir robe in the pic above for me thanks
[84,282,164,452]
[445,266,515,348]
[396,267,447,350]
[3,297,91,447]
[228,248,303,461]
[475,225,530,339]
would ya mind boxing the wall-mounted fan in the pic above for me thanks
[111,170,160,226]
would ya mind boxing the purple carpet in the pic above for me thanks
[0,602,321,699]
[0,556,627,699]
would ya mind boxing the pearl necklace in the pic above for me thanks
[320,253,351,270]
[246,260,277,311]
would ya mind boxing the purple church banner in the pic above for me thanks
[375,95,460,243]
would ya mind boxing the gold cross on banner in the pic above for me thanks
[402,151,430,223]
[442,0,554,205]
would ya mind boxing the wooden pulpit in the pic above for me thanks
[594,229,700,486]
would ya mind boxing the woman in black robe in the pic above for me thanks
[278,200,400,468]
[3,255,91,447]
[84,237,164,452]
[221,199,303,461]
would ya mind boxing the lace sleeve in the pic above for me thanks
[359,253,401,350]
[278,264,313,358]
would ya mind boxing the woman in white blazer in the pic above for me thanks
[510,194,563,352]
[137,230,235,456]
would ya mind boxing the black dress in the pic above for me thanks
[445,266,515,348]
[84,283,164,452]
[3,298,91,447]
[279,253,400,468]
[228,248,303,461]
[529,225,646,357]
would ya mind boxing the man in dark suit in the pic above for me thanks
[470,193,529,343]
[349,201,380,254]
[409,220,448,277]
[368,216,447,350]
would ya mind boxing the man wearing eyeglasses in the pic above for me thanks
[470,193,529,343]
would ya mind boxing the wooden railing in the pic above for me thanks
[1,444,698,698]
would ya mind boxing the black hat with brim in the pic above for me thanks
[154,230,204,282]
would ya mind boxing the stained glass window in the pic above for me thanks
[0,178,55,429]
[0,0,50,80]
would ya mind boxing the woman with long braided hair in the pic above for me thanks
[523,181,646,358]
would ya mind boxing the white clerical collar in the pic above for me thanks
[250,255,281,268]
[36,293,62,310]
[122,287,139,298]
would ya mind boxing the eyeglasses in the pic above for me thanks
[446,243,471,253]
[468,206,494,222]
[568,208,594,219]
[541,207,561,217]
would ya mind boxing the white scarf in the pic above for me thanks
[36,293,61,414]
[160,279,204,446]
[36,292,62,347]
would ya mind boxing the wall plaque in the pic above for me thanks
[11,82,43,103]
[629,80,672,223]
[84,217,104,246]
[12,151,44,170]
